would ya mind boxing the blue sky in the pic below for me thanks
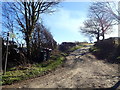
[41,2,92,44]
[41,2,118,44]
[1,1,118,44]
[1,2,93,44]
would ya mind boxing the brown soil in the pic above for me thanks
[2,47,120,89]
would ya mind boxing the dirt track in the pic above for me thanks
[2,46,120,89]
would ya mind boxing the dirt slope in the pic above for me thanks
[2,46,120,89]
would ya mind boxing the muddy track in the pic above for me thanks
[2,46,120,89]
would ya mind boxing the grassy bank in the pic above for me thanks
[89,41,120,64]
[2,53,66,85]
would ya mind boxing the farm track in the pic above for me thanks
[2,46,120,89]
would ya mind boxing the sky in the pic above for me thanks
[1,1,118,44]
[41,2,118,44]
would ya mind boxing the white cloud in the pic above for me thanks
[41,6,119,43]
[41,8,89,43]
[42,8,85,34]
[105,25,118,39]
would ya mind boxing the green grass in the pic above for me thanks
[69,43,92,52]
[69,45,83,52]
[117,56,120,60]
[2,55,65,85]
[89,46,100,52]
[60,53,68,56]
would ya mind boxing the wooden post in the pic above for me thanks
[3,32,9,75]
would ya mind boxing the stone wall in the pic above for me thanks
[59,42,76,52]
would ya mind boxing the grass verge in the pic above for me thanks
[2,54,65,85]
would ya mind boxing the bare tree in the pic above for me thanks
[2,3,15,42]
[80,2,116,41]
[31,22,57,62]
[41,27,57,49]
[2,0,60,59]
[98,2,120,21]
[32,22,57,50]
[80,19,101,41]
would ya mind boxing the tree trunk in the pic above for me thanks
[96,36,99,42]
[102,33,105,40]
[97,30,100,42]
[26,35,31,59]
[24,2,31,60]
